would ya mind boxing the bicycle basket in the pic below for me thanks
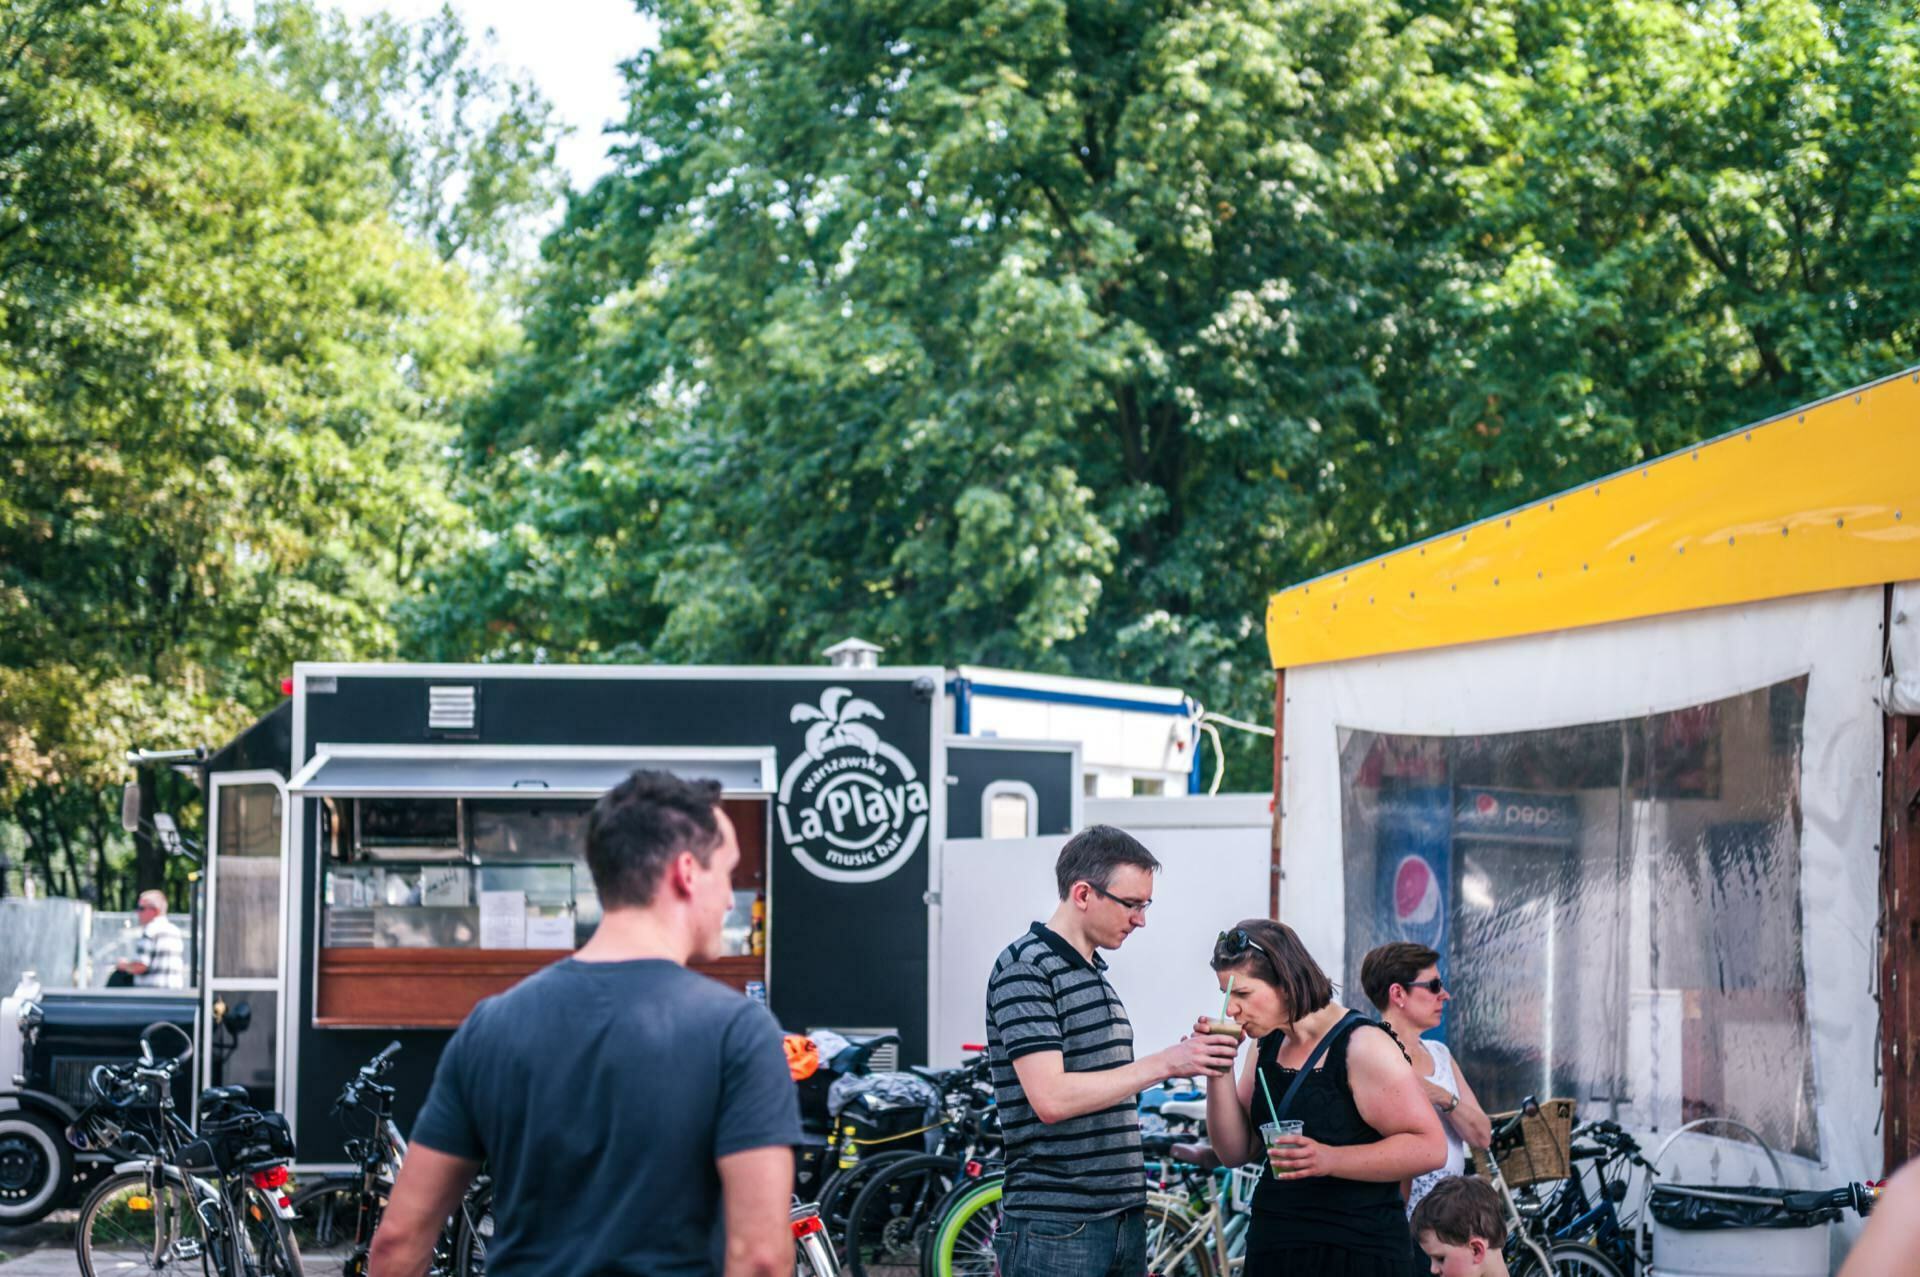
[1486,1098,1573,1188]
[1228,1165,1263,1213]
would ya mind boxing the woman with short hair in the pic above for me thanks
[1361,942,1493,1219]
[1200,920,1446,1277]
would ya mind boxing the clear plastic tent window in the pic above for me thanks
[1339,677,1817,1160]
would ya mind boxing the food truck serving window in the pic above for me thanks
[290,746,775,1027]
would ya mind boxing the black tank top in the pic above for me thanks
[1248,1015,1410,1257]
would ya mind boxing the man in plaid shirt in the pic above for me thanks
[117,889,187,988]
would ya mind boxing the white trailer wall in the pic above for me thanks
[1280,587,1885,1191]
[932,795,1271,1067]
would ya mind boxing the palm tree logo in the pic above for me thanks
[791,687,885,757]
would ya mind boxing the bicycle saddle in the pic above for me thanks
[200,1085,250,1108]
[1160,1099,1209,1122]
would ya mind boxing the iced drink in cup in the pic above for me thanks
[1260,1119,1305,1180]
[1202,1017,1244,1044]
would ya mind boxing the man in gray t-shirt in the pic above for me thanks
[370,772,800,1277]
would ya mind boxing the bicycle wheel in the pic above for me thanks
[76,1169,210,1276]
[452,1179,492,1277]
[236,1184,307,1277]
[928,1176,1001,1277]
[817,1150,919,1250]
[1511,1240,1627,1277]
[1143,1196,1217,1277]
[289,1177,375,1277]
[843,1154,954,1277]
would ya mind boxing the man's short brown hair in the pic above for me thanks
[585,770,725,908]
[1361,941,1441,1010]
[1411,1175,1506,1248]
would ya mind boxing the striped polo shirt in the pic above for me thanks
[985,922,1145,1219]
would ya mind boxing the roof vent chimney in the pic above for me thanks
[823,637,883,669]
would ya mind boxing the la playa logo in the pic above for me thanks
[778,687,929,882]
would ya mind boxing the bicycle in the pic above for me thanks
[70,1023,304,1277]
[1480,1098,1622,1277]
[792,1197,843,1276]
[287,1042,489,1277]
[835,1053,1000,1275]
[1514,1118,1653,1272]
[1138,1132,1258,1277]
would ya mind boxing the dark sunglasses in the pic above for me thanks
[1400,977,1446,995]
[1090,883,1152,913]
[1215,927,1277,966]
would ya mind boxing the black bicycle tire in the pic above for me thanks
[1511,1239,1627,1277]
[843,1153,956,1277]
[241,1184,308,1277]
[816,1150,921,1246]
[288,1176,374,1276]
[452,1180,492,1277]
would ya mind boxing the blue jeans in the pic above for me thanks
[994,1208,1146,1277]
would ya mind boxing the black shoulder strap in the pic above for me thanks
[1267,1010,1366,1124]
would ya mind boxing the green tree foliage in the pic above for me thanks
[246,0,569,280]
[413,0,1920,789]
[0,0,554,902]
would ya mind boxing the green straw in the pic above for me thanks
[1219,974,1234,1021]
[1256,1061,1280,1123]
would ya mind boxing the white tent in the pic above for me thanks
[1265,368,1920,1253]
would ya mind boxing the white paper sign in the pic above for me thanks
[525,913,575,950]
[420,866,469,908]
[478,890,526,949]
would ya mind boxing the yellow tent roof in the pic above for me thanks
[1266,366,1920,669]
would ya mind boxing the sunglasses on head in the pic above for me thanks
[1401,977,1446,995]
[1216,927,1263,961]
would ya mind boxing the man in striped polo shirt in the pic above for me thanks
[986,825,1241,1277]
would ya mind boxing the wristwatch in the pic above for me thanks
[1443,1095,1460,1113]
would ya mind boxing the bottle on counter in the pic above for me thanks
[749,892,766,957]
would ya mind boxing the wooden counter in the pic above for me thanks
[316,947,768,1028]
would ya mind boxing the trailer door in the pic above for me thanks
[203,771,291,1112]
[942,739,1080,840]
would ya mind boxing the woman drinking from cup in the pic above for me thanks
[1361,941,1493,1220]
[1200,920,1446,1277]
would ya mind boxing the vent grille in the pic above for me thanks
[53,1056,123,1110]
[815,1027,900,1072]
[427,684,478,734]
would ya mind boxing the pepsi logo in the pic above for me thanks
[1393,855,1441,926]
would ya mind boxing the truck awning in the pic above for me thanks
[288,745,776,798]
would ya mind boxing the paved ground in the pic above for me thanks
[0,1214,76,1275]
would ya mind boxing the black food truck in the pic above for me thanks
[2,647,1201,1217]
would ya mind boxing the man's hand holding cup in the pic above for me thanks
[1164,1017,1241,1079]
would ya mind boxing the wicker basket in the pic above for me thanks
[1483,1098,1574,1188]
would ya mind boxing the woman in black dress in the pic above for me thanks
[1198,919,1446,1277]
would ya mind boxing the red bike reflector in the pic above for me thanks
[965,1160,983,1178]
[961,1043,987,1052]
[791,1213,825,1238]
[278,1195,292,1209]
[251,1166,290,1191]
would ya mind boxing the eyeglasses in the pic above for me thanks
[1089,883,1153,914]
[1400,977,1446,995]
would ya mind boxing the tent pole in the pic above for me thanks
[1271,668,1286,920]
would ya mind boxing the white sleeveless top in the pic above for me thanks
[1406,1037,1469,1216]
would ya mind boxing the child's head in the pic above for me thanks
[1411,1176,1507,1275]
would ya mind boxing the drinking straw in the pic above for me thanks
[1218,974,1234,1021]
[1257,1062,1280,1123]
